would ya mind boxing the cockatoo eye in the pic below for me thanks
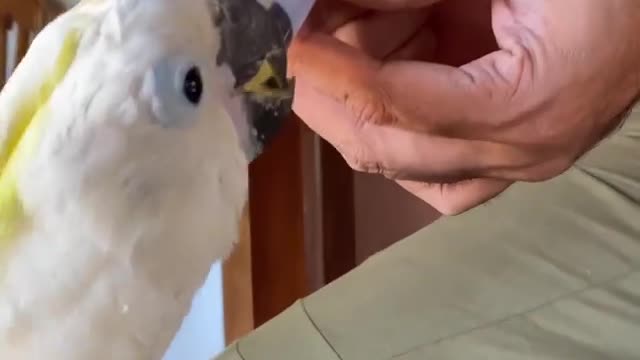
[144,57,206,128]
[183,66,203,105]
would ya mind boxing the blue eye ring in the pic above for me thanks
[183,66,203,105]
[145,57,205,128]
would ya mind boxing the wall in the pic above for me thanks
[163,262,226,360]
[5,23,17,81]
[353,173,440,263]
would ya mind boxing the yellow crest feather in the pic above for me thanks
[0,30,81,244]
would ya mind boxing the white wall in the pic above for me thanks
[5,23,17,81]
[163,262,227,360]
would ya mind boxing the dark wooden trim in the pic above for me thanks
[300,125,325,291]
[317,139,356,284]
[300,124,357,288]
[1,14,9,88]
[247,117,311,327]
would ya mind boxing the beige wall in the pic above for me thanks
[353,172,440,263]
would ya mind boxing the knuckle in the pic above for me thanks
[344,154,367,173]
[431,190,472,217]
[430,193,484,217]
[380,168,401,180]
[429,197,465,216]
[340,145,369,172]
[437,204,466,217]
[341,145,388,175]
[428,199,470,217]
[460,43,533,124]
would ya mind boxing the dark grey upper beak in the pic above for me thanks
[212,0,295,160]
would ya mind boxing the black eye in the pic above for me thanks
[183,66,203,105]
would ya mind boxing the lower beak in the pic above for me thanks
[213,0,297,161]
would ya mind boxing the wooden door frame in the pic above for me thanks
[222,116,357,344]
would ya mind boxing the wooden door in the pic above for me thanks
[222,114,358,343]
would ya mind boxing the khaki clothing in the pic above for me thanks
[216,110,640,360]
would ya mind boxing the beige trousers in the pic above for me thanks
[216,109,640,360]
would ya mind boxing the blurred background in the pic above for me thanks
[2,1,440,359]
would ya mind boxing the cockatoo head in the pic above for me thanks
[71,0,295,163]
[0,0,306,249]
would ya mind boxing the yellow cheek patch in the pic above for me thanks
[0,30,81,244]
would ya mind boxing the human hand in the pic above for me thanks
[289,0,640,215]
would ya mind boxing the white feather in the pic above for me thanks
[0,0,248,358]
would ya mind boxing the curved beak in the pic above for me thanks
[212,0,314,161]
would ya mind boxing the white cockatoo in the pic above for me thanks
[0,0,313,358]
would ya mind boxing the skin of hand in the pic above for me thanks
[288,0,640,215]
